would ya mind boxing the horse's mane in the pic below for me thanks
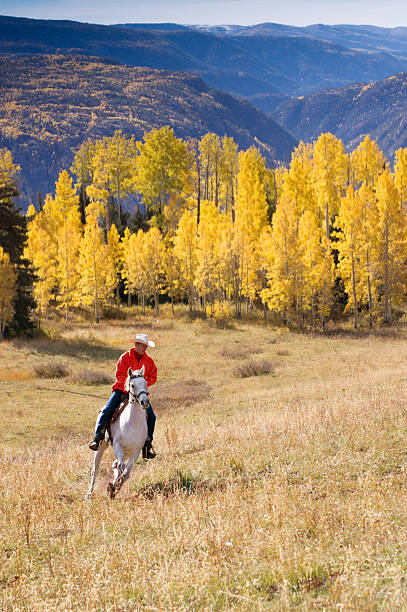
[124,373,131,393]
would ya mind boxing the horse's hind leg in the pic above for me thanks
[85,441,108,499]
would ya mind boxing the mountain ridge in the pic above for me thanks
[1,15,405,114]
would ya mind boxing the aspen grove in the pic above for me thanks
[9,127,407,329]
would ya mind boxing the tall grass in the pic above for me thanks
[1,315,407,609]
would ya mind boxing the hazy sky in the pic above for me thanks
[1,0,407,27]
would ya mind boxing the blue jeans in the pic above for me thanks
[94,389,156,441]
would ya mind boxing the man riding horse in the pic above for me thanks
[89,333,157,459]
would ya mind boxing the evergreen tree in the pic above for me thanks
[0,246,17,340]
[0,149,35,336]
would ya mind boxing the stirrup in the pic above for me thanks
[142,442,156,459]
[89,439,100,451]
[89,433,104,451]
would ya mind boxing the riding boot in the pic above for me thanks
[142,437,156,459]
[142,403,157,459]
[89,389,124,451]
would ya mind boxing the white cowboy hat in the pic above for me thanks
[131,333,155,347]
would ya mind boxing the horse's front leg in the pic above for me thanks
[114,448,142,494]
[85,440,108,499]
[108,441,125,498]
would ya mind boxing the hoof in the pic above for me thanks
[107,482,116,499]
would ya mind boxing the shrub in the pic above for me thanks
[34,361,68,378]
[233,358,273,378]
[69,368,112,385]
[221,346,262,360]
[206,300,233,328]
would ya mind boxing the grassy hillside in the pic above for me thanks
[273,72,407,161]
[0,54,296,208]
[2,310,407,608]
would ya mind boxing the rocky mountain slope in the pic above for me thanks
[272,72,407,161]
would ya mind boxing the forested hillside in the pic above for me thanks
[0,54,296,207]
[1,16,405,114]
[273,73,407,161]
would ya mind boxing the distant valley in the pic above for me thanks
[273,72,407,162]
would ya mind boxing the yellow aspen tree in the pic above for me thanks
[163,240,182,315]
[313,133,348,238]
[25,205,57,318]
[107,223,123,307]
[174,208,198,310]
[75,202,115,323]
[71,138,96,221]
[394,147,407,208]
[105,130,137,228]
[120,227,132,306]
[219,136,239,218]
[375,170,407,323]
[334,186,365,328]
[235,147,269,309]
[141,227,165,315]
[199,133,222,206]
[134,126,191,227]
[298,210,332,328]
[315,235,336,331]
[284,141,315,218]
[86,132,137,231]
[260,194,304,325]
[356,184,379,328]
[218,214,235,303]
[350,135,386,188]
[121,229,147,310]
[54,170,82,320]
[194,200,221,309]
[0,247,16,340]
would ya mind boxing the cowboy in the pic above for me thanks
[89,333,157,458]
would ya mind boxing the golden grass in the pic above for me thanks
[2,313,407,609]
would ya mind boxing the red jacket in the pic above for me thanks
[112,348,157,392]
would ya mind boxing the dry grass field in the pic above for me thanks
[2,309,407,610]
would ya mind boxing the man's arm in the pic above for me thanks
[112,352,129,392]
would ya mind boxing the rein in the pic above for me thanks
[35,386,106,400]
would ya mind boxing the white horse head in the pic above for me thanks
[125,366,149,409]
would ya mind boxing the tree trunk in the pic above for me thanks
[351,254,358,329]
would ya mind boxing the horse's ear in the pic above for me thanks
[127,367,133,377]
[140,365,145,376]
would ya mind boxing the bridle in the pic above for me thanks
[128,375,149,407]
